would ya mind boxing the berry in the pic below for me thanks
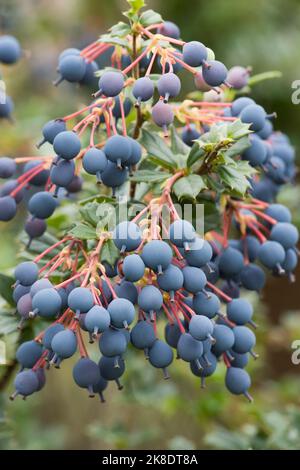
[265,204,291,223]
[152,101,174,132]
[55,55,87,85]
[100,161,128,191]
[0,35,21,64]
[73,358,101,396]
[0,157,16,178]
[231,97,255,117]
[30,279,53,298]
[17,293,32,321]
[141,240,172,273]
[169,219,195,248]
[53,131,81,160]
[230,350,249,369]
[82,147,108,180]
[194,71,211,92]
[32,288,62,318]
[157,73,181,102]
[58,48,80,62]
[270,222,299,249]
[132,77,154,105]
[104,135,132,167]
[37,119,66,148]
[23,161,50,187]
[15,261,38,286]
[80,61,98,86]
[138,285,163,315]
[157,21,180,39]
[112,96,132,120]
[182,266,207,294]
[107,298,135,329]
[85,305,111,335]
[0,96,14,119]
[212,324,235,356]
[99,328,127,357]
[0,196,17,221]
[68,287,94,315]
[98,71,124,97]
[16,341,43,369]
[50,159,75,193]
[177,333,203,362]
[99,356,125,384]
[157,264,184,297]
[113,221,142,253]
[28,192,57,219]
[122,254,145,282]
[51,329,77,365]
[257,120,273,139]
[232,326,256,354]
[258,240,285,270]
[164,323,182,348]
[115,281,138,304]
[182,41,207,67]
[240,264,266,291]
[189,315,214,341]
[181,125,201,146]
[240,104,267,132]
[226,299,253,325]
[13,284,30,303]
[184,238,213,267]
[148,340,173,377]
[218,247,244,278]
[193,292,221,318]
[225,367,252,399]
[190,352,218,385]
[202,60,228,87]
[227,66,249,89]
[242,135,267,167]
[13,371,39,398]
[130,321,156,350]
[25,218,47,242]
[42,324,65,349]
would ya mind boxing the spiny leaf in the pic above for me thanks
[130,169,170,183]
[79,202,100,227]
[109,22,131,37]
[100,239,120,267]
[173,175,207,201]
[217,161,256,195]
[140,128,178,169]
[224,135,251,159]
[139,9,163,27]
[186,142,205,168]
[170,125,190,156]
[69,223,96,240]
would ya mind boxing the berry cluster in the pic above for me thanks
[0,34,21,120]
[1,3,298,405]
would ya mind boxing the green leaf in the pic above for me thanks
[170,125,190,156]
[96,204,116,233]
[173,175,207,201]
[79,194,116,206]
[140,128,178,170]
[248,71,282,87]
[217,160,256,195]
[0,274,15,306]
[139,9,163,27]
[130,169,170,183]
[79,202,100,227]
[224,135,251,159]
[226,119,252,140]
[109,21,131,37]
[100,34,129,48]
[69,223,96,240]
[100,239,120,267]
[187,143,205,168]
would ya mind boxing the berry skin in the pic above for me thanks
[13,370,39,398]
[257,120,273,139]
[130,321,156,350]
[182,266,207,294]
[270,222,299,249]
[58,48,80,62]
[212,325,235,356]
[99,356,125,383]
[53,131,81,160]
[14,261,38,286]
[85,305,111,336]
[98,71,124,97]
[13,284,30,303]
[242,135,267,167]
[67,287,94,315]
[25,217,47,242]
[190,352,217,384]
[148,339,174,377]
[183,41,207,67]
[122,254,145,282]
[80,60,99,86]
[227,66,249,89]
[32,288,62,318]
[50,159,75,192]
[42,324,65,349]
[157,21,180,39]
[112,96,132,120]
[240,264,266,292]
[126,138,142,167]
[141,240,173,273]
[184,238,213,268]
[0,96,14,119]
[107,298,135,329]
[202,60,228,86]
[169,219,196,248]
[28,192,57,219]
[104,135,132,167]
[189,315,214,341]
[113,221,142,253]
[16,341,43,369]
[177,333,203,362]
[115,281,138,304]
[232,326,256,354]
[157,264,184,297]
[30,279,53,298]
[265,204,291,224]
[100,161,128,191]
[23,161,50,187]
[231,97,255,117]
[193,292,221,318]
[99,328,127,357]
[240,104,267,132]
[55,55,87,85]
[194,70,211,92]
[0,179,24,203]
[73,358,101,396]
[37,119,66,148]
[164,323,182,348]
[230,350,249,369]
[226,299,253,326]
[0,35,21,64]
[225,367,252,399]
[218,247,244,278]
[51,329,77,364]
[17,293,32,321]
[157,73,181,102]
[0,157,16,178]
[138,285,163,315]
[82,147,108,181]
[181,125,201,146]
[152,101,174,132]
[258,241,285,270]
[282,249,298,273]
[132,77,154,105]
[0,196,17,221]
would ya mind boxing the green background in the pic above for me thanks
[0,0,300,450]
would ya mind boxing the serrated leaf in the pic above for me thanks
[0,311,19,336]
[187,143,205,168]
[140,129,178,169]
[217,161,256,195]
[0,274,15,306]
[79,202,100,227]
[139,9,163,27]
[109,21,131,37]
[130,169,170,183]
[224,135,251,158]
[226,119,252,140]
[170,125,190,156]
[79,194,116,206]
[96,204,116,233]
[173,175,207,201]
[69,223,96,240]
[100,239,120,267]
[100,34,129,48]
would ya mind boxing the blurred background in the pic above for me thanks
[0,0,300,450]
